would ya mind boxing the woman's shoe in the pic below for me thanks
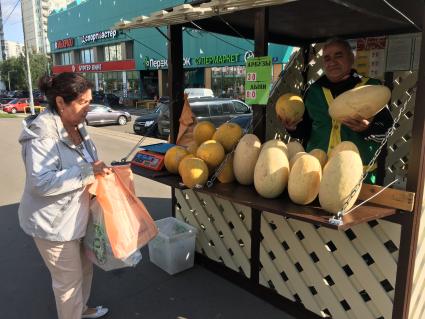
[81,306,109,318]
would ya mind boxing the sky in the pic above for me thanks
[1,0,24,43]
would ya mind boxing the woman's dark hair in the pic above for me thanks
[38,72,93,112]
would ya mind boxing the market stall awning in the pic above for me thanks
[114,0,423,45]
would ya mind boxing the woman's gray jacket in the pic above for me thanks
[18,109,98,241]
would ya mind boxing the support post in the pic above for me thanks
[250,7,269,286]
[392,6,425,318]
[167,24,184,218]
[167,24,184,144]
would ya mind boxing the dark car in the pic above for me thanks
[157,97,251,137]
[228,113,253,131]
[92,91,121,106]
[85,104,131,126]
[133,103,168,136]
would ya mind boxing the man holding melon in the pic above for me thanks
[277,38,393,184]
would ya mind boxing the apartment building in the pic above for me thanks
[21,0,72,54]
[4,40,24,59]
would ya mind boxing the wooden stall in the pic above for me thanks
[116,1,425,318]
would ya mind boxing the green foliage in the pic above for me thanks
[0,53,51,91]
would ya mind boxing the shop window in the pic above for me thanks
[212,66,246,100]
[61,51,73,65]
[104,44,122,61]
[81,48,94,63]
[233,101,249,114]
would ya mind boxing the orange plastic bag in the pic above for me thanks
[88,165,158,259]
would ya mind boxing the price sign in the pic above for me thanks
[245,90,256,99]
[244,56,272,105]
[247,72,257,81]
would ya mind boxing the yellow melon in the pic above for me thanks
[319,150,363,214]
[287,140,305,160]
[179,157,209,188]
[329,85,391,121]
[217,154,235,183]
[288,154,322,205]
[262,139,288,156]
[196,140,225,170]
[193,121,216,145]
[233,134,262,185]
[254,145,290,198]
[309,148,328,168]
[328,141,359,159]
[186,141,198,155]
[275,93,305,123]
[178,154,196,176]
[289,151,307,169]
[213,123,243,152]
[164,146,190,174]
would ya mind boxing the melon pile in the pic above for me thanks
[164,121,242,188]
[164,122,364,213]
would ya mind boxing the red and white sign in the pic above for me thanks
[54,38,75,49]
[52,60,136,74]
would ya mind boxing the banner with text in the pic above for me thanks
[244,56,272,105]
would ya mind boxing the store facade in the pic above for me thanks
[48,0,293,102]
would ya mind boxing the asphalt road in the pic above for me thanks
[0,118,294,319]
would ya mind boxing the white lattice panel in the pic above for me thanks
[260,212,401,319]
[175,189,252,278]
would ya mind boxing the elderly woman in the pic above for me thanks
[18,73,110,319]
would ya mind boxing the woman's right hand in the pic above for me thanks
[92,160,112,176]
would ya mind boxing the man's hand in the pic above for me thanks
[277,115,302,131]
[342,115,373,132]
[92,160,112,176]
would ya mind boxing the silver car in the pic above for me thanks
[85,104,131,126]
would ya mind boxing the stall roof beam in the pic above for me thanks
[114,0,422,46]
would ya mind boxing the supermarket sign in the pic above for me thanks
[52,60,136,74]
[244,56,272,105]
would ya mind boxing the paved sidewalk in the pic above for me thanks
[0,200,295,319]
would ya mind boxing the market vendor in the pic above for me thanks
[280,38,393,184]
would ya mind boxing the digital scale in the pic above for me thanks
[131,143,175,171]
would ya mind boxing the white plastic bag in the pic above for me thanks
[84,199,142,271]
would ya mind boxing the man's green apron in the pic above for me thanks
[304,77,381,184]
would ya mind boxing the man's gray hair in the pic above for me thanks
[323,38,354,56]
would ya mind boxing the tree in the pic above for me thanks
[0,53,51,91]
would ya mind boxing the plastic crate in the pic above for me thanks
[148,217,198,275]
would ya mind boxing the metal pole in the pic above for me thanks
[20,1,35,115]
[7,71,11,91]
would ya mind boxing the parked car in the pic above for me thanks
[184,88,214,98]
[92,91,121,106]
[85,104,131,126]
[133,103,167,136]
[3,98,40,114]
[228,113,253,131]
[157,97,251,137]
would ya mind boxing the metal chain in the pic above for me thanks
[336,86,415,218]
